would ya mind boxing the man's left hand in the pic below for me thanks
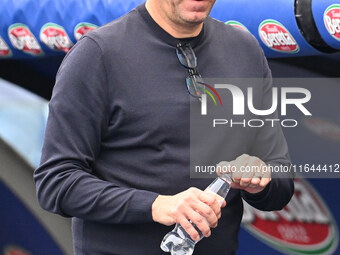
[217,154,271,194]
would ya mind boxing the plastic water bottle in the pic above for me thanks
[160,173,233,255]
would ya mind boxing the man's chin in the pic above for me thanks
[182,13,208,25]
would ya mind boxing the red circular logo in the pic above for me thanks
[8,23,43,56]
[259,19,299,53]
[242,178,338,254]
[324,4,340,41]
[40,23,73,52]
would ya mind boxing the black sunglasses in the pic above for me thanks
[176,43,206,99]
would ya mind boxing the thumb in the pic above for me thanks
[216,161,230,176]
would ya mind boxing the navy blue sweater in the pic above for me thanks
[34,3,294,255]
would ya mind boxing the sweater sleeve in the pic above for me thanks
[34,36,159,224]
[241,47,294,211]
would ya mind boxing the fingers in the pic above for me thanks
[191,202,218,229]
[153,187,224,241]
[259,167,271,187]
[171,188,221,238]
[189,188,221,227]
[216,161,229,177]
[198,191,221,221]
[177,215,202,242]
[185,210,211,239]
[240,156,259,187]
[226,154,272,193]
[230,182,243,190]
[249,173,261,188]
[231,154,251,184]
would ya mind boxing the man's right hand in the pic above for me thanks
[151,187,226,241]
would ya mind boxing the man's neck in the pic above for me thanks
[145,1,203,38]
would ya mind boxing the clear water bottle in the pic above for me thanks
[160,173,233,255]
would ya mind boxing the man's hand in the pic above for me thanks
[217,154,271,194]
[152,187,226,241]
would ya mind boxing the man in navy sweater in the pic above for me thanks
[34,0,294,254]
